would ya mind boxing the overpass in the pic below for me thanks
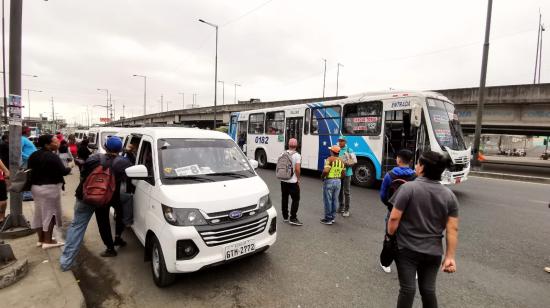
[110,84,550,136]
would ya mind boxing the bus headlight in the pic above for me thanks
[162,205,207,226]
[258,194,272,212]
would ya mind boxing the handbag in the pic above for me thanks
[8,168,32,193]
[380,233,398,267]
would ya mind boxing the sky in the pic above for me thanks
[2,0,549,125]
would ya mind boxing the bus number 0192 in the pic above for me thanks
[255,136,269,144]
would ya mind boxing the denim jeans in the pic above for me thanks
[323,179,341,220]
[395,248,442,308]
[60,199,95,271]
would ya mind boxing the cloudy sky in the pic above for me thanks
[4,0,550,125]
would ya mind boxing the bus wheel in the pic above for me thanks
[352,160,376,188]
[255,149,268,168]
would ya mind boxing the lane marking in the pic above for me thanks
[469,175,550,186]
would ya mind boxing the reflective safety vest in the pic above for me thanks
[325,158,345,179]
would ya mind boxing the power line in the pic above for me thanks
[222,0,275,27]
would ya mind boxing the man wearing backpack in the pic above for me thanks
[379,149,416,273]
[60,137,132,271]
[337,136,355,217]
[277,138,303,226]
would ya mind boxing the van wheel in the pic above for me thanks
[255,149,268,168]
[151,236,175,287]
[352,160,376,188]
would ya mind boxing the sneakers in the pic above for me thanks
[380,262,391,273]
[343,211,350,217]
[545,267,550,273]
[337,208,344,214]
[114,237,127,247]
[100,248,118,257]
[320,218,333,225]
[282,218,289,223]
[288,218,303,226]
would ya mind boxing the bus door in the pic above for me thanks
[382,109,417,174]
[237,121,248,153]
[229,115,238,141]
[285,117,303,152]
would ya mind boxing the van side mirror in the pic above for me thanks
[249,159,259,169]
[411,104,422,127]
[125,165,149,178]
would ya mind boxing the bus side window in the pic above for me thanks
[304,108,310,135]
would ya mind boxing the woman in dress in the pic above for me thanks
[28,135,72,249]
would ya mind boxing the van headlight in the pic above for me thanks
[257,194,272,212]
[162,205,207,226]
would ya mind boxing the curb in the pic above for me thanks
[0,259,28,289]
[469,171,550,184]
[45,247,86,308]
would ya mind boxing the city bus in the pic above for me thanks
[228,91,470,187]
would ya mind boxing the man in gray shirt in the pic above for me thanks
[387,151,459,308]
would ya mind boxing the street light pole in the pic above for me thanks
[472,0,493,168]
[234,83,241,104]
[132,74,147,115]
[199,19,219,129]
[322,59,328,98]
[23,89,42,119]
[538,24,545,84]
[534,10,542,84]
[336,63,344,97]
[97,88,109,121]
[179,92,185,109]
[218,80,225,105]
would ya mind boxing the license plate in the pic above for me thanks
[224,239,256,260]
[455,177,461,184]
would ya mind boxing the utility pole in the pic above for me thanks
[23,88,42,119]
[122,104,125,118]
[234,83,241,104]
[538,23,545,84]
[179,92,184,109]
[472,0,493,168]
[2,0,7,124]
[534,10,542,84]
[160,94,164,112]
[198,19,218,128]
[322,59,327,98]
[2,0,31,235]
[109,93,113,121]
[51,97,56,132]
[336,63,344,97]
[218,80,225,105]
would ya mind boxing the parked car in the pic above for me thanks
[118,127,277,287]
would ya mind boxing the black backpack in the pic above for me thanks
[385,171,416,209]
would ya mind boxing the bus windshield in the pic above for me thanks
[426,98,466,151]
[158,138,255,184]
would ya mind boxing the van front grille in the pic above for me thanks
[195,214,268,247]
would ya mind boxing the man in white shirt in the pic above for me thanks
[280,138,303,226]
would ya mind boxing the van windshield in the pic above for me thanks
[158,138,255,184]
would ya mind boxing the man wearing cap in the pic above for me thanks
[279,138,303,226]
[337,136,355,217]
[320,145,346,225]
[60,136,132,270]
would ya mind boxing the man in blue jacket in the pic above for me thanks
[21,127,37,201]
[379,149,415,273]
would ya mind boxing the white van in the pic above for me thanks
[119,127,277,287]
[87,127,122,153]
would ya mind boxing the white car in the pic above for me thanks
[120,127,277,287]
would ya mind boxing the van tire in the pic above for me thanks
[255,149,268,168]
[150,236,175,288]
[352,159,376,188]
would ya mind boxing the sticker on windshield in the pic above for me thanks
[174,165,215,176]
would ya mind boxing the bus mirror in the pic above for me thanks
[411,105,422,127]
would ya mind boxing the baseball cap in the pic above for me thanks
[328,145,341,154]
[104,136,123,153]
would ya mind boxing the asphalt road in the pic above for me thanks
[69,169,550,308]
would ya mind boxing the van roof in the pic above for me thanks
[119,127,231,140]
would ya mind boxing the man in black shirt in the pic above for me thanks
[60,137,132,270]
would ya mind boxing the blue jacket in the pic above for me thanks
[21,136,37,165]
[380,166,416,203]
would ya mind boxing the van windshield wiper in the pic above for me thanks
[206,172,249,178]
[164,176,215,182]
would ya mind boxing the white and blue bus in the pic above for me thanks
[229,91,470,187]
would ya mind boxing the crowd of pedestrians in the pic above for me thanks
[276,138,461,308]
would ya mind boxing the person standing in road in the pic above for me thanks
[320,145,345,225]
[279,138,303,226]
[29,135,72,249]
[0,158,10,225]
[21,126,37,201]
[68,134,78,157]
[379,149,416,273]
[387,151,459,308]
[60,137,132,270]
[58,140,75,169]
[337,136,355,217]
[76,139,92,171]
